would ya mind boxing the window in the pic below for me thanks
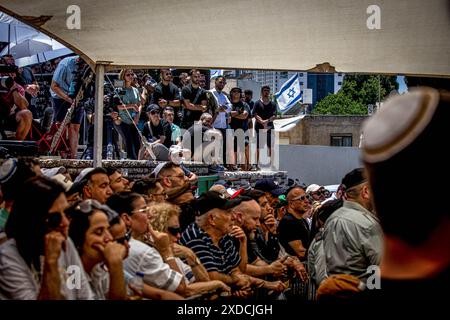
[338,73,343,77]
[299,73,304,77]
[331,134,352,147]
[338,82,342,85]
[300,82,304,85]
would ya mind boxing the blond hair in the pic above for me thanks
[149,202,180,232]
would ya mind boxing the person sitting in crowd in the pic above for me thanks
[0,58,32,141]
[163,107,182,146]
[110,69,142,160]
[74,167,113,204]
[131,177,167,203]
[139,104,172,161]
[106,192,187,297]
[150,202,231,298]
[179,191,254,297]
[66,199,128,300]
[0,176,93,299]
[106,168,130,193]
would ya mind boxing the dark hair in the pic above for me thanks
[131,178,160,195]
[243,189,265,201]
[106,192,143,216]
[189,69,200,76]
[261,85,270,92]
[158,162,181,177]
[164,106,175,113]
[244,89,253,95]
[215,76,226,82]
[105,167,119,177]
[1,158,37,201]
[5,176,64,271]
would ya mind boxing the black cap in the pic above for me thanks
[146,104,160,113]
[341,168,366,190]
[254,178,287,196]
[194,191,251,216]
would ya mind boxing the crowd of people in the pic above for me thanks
[1,54,276,168]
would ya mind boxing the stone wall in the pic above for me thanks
[279,115,368,146]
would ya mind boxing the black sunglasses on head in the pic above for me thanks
[46,211,64,229]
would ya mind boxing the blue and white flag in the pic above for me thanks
[275,73,302,114]
[210,69,223,78]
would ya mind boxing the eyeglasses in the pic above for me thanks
[291,195,309,202]
[115,230,131,244]
[167,226,182,236]
[131,206,151,214]
[150,110,159,115]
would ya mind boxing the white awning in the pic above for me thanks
[1,0,449,76]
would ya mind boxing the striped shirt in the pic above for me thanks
[180,223,240,275]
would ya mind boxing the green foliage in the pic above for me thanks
[313,75,398,115]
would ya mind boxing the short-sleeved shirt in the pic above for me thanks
[322,201,383,281]
[0,83,26,118]
[253,100,277,130]
[152,82,182,124]
[123,238,183,292]
[50,56,79,99]
[180,223,241,275]
[278,212,311,260]
[118,87,141,125]
[0,238,94,300]
[210,89,231,129]
[181,84,207,125]
[230,101,250,131]
[142,119,172,148]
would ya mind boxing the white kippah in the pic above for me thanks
[362,87,440,163]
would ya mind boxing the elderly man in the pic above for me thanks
[322,168,383,282]
[179,191,253,296]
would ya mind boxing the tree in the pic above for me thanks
[313,75,398,115]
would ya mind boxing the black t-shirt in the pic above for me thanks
[142,119,172,148]
[247,228,281,264]
[152,82,182,124]
[181,84,207,125]
[246,100,255,118]
[230,101,250,130]
[253,100,277,130]
[278,212,311,259]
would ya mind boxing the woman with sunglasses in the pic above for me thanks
[110,69,142,159]
[0,176,93,300]
[106,192,188,298]
[150,202,231,298]
[66,199,128,300]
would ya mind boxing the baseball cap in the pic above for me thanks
[194,191,251,216]
[254,179,286,196]
[306,184,321,194]
[341,168,366,190]
[146,104,160,113]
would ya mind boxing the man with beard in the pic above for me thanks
[106,168,131,193]
[181,69,208,129]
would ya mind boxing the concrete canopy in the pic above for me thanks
[1,0,449,76]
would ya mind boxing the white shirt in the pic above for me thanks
[124,238,183,292]
[210,89,231,129]
[0,238,94,300]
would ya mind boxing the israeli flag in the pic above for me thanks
[210,69,223,78]
[275,73,302,114]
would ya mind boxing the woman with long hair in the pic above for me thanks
[0,176,93,299]
[66,199,128,300]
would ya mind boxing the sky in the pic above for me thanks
[397,75,407,93]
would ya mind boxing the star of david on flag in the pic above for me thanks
[275,73,303,114]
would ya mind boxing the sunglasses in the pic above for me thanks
[167,226,182,236]
[131,206,151,214]
[149,110,159,115]
[75,199,119,223]
[292,195,309,202]
[46,211,64,229]
[116,230,131,244]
